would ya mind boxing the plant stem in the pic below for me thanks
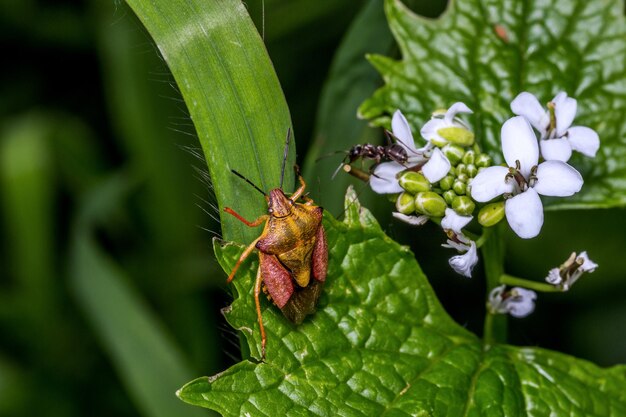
[500,274,563,292]
[481,224,507,347]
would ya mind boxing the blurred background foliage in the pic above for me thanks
[0,0,624,416]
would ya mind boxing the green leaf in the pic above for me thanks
[178,188,626,416]
[70,174,208,417]
[124,0,294,243]
[359,0,626,209]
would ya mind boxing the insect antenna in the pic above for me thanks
[314,149,348,163]
[280,128,291,189]
[230,169,266,196]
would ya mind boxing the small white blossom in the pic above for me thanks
[442,232,478,278]
[470,116,583,239]
[511,91,600,161]
[488,285,537,318]
[448,240,478,278]
[370,110,450,193]
[545,251,598,291]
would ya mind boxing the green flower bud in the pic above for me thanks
[456,173,469,183]
[396,192,416,214]
[414,192,447,217]
[387,193,400,203]
[456,163,467,176]
[448,165,456,176]
[437,126,475,146]
[475,153,492,168]
[442,144,465,165]
[462,150,476,165]
[466,163,478,178]
[452,179,466,195]
[439,175,454,191]
[398,171,431,194]
[443,190,457,205]
[452,196,475,216]
[478,201,506,227]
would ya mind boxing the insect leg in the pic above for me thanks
[224,207,268,227]
[253,267,267,360]
[227,236,261,283]
[312,225,328,282]
[290,175,307,201]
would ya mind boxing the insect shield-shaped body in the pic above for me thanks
[224,174,327,359]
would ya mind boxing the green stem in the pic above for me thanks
[500,274,562,293]
[481,224,507,346]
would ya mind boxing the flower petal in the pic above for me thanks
[443,102,472,124]
[421,148,450,183]
[534,160,583,197]
[469,166,513,202]
[392,212,429,226]
[511,92,549,135]
[545,268,562,286]
[501,116,539,178]
[441,208,472,233]
[420,118,444,143]
[567,126,600,158]
[448,241,478,278]
[505,188,543,239]
[506,287,537,318]
[370,162,405,194]
[552,92,577,137]
[578,251,598,273]
[540,138,572,162]
[391,110,418,153]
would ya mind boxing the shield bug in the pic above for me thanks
[224,132,327,359]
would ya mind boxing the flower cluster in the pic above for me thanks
[352,92,600,318]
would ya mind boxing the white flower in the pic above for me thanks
[370,110,449,193]
[545,251,598,291]
[511,92,600,161]
[392,212,429,226]
[442,232,478,278]
[488,285,537,318]
[470,116,583,239]
[448,240,478,278]
[441,208,472,234]
[420,102,473,146]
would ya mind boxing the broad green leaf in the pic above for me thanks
[359,0,626,209]
[178,188,626,416]
[70,175,208,417]
[124,0,294,243]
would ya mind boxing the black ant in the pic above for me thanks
[331,131,422,179]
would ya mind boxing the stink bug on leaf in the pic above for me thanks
[224,131,328,359]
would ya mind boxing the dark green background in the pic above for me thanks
[1,1,624,416]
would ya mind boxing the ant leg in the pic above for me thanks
[253,267,267,360]
[226,237,261,283]
[224,207,268,227]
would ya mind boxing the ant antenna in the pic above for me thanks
[280,128,291,189]
[231,169,266,196]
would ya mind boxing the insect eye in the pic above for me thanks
[289,199,294,206]
[268,208,274,213]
